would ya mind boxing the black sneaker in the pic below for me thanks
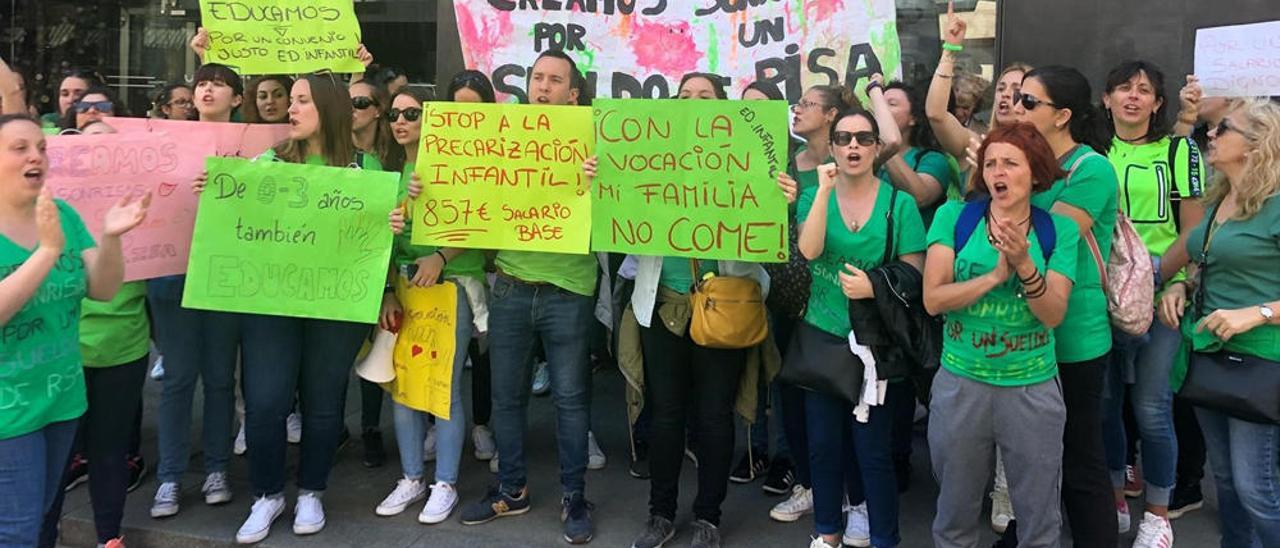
[991,519,1017,548]
[561,492,595,544]
[361,428,386,468]
[630,515,674,548]
[1168,483,1204,520]
[64,453,88,492]
[729,453,769,484]
[460,486,530,525]
[690,519,720,548]
[761,458,795,495]
[629,444,651,480]
[126,454,148,493]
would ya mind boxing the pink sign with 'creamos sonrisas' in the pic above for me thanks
[45,131,217,281]
[103,117,290,159]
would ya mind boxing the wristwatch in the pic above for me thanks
[1261,304,1276,322]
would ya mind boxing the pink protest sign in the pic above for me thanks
[105,118,289,159]
[45,131,217,281]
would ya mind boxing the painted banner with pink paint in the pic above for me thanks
[453,0,901,103]
[104,117,290,159]
[45,131,218,281]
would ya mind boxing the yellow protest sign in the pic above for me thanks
[391,279,457,420]
[199,0,365,75]
[411,102,594,253]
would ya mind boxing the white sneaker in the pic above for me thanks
[531,361,550,396]
[423,424,438,462]
[473,425,496,461]
[286,412,302,444]
[235,496,285,544]
[150,356,165,380]
[418,482,459,524]
[990,488,1014,534]
[1118,499,1132,534]
[490,451,500,474]
[1132,511,1174,548]
[234,424,247,456]
[375,477,427,516]
[769,485,813,522]
[292,492,325,535]
[808,536,839,548]
[150,482,181,518]
[587,431,607,470]
[203,472,233,505]
[842,502,871,547]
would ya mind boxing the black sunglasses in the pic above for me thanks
[73,100,113,114]
[1214,118,1252,140]
[386,107,423,122]
[352,96,376,110]
[1012,91,1057,111]
[832,130,878,147]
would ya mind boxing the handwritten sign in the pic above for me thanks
[199,0,364,75]
[45,132,217,281]
[453,0,901,103]
[1195,20,1280,97]
[105,118,290,160]
[591,99,789,262]
[411,102,594,253]
[391,279,457,420]
[183,157,397,323]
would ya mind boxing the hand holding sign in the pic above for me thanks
[777,172,798,205]
[198,0,365,75]
[1178,75,1202,122]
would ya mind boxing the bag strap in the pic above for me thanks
[1193,202,1223,320]
[881,186,900,265]
[1028,206,1057,264]
[1062,150,1110,285]
[954,198,990,255]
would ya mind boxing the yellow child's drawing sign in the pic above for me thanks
[391,279,456,420]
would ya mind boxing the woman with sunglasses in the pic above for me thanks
[1159,98,1280,548]
[150,84,194,121]
[1099,60,1208,546]
[373,82,488,525]
[793,106,925,548]
[0,113,149,547]
[1010,65,1122,547]
[148,62,245,523]
[925,122,1077,548]
[57,86,120,132]
[242,76,292,124]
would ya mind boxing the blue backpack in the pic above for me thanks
[954,198,1057,263]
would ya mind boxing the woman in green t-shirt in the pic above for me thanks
[1159,99,1280,547]
[0,114,149,546]
[372,82,487,525]
[880,81,961,215]
[793,108,925,548]
[923,122,1077,547]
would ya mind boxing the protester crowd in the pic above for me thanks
[1,7,1279,548]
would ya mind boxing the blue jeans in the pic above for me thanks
[393,284,472,484]
[240,314,368,495]
[488,275,592,496]
[1197,406,1280,548]
[805,386,901,547]
[1103,322,1179,506]
[147,276,240,484]
[0,419,79,548]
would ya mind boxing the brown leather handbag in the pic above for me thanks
[688,260,769,349]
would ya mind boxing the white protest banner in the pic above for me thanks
[453,0,901,103]
[1195,20,1280,98]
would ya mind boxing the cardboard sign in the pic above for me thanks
[591,99,789,262]
[453,0,901,102]
[411,102,594,253]
[199,0,365,75]
[1195,20,1280,97]
[105,117,290,160]
[45,132,217,281]
[183,157,397,323]
[391,279,457,420]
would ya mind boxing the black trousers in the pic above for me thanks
[469,338,492,426]
[1058,356,1119,547]
[40,358,148,546]
[1174,394,1206,487]
[639,314,745,525]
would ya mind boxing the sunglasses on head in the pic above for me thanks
[73,100,113,114]
[351,96,376,110]
[1012,91,1057,111]
[832,130,878,147]
[386,107,422,122]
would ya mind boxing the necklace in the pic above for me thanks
[985,212,1031,245]
[1117,134,1146,144]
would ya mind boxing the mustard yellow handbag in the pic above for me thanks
[687,260,768,349]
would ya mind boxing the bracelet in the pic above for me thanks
[934,72,954,79]
[435,250,449,266]
[942,43,964,52]
[865,80,883,95]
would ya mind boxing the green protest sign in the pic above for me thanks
[591,99,790,262]
[183,157,398,323]
[411,102,594,253]
[200,0,365,75]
